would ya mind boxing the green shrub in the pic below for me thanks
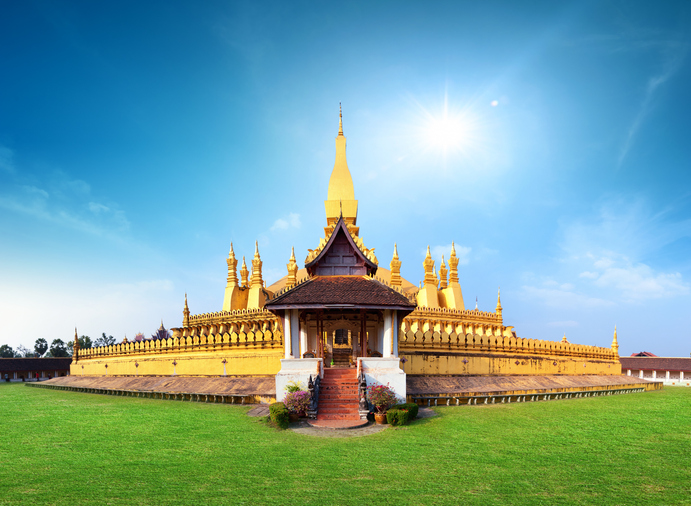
[390,402,419,419]
[269,402,290,429]
[386,408,409,426]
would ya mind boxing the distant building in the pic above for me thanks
[1,358,72,382]
[631,351,657,357]
[620,356,691,387]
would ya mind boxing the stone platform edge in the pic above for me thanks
[406,374,662,405]
[27,375,277,404]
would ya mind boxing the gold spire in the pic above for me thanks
[183,293,190,326]
[496,287,502,317]
[226,242,238,286]
[240,256,249,287]
[286,247,298,289]
[390,243,402,288]
[561,333,568,343]
[423,246,436,285]
[439,255,448,289]
[338,102,343,136]
[250,241,263,288]
[612,325,619,355]
[448,242,460,284]
[325,105,358,227]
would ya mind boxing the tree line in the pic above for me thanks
[0,333,116,358]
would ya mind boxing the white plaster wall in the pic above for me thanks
[358,357,406,403]
[275,358,323,402]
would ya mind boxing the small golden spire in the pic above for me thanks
[251,242,263,288]
[423,246,436,286]
[240,256,249,287]
[448,241,460,284]
[338,102,343,136]
[226,242,238,286]
[612,325,619,355]
[496,287,502,316]
[561,333,568,343]
[286,246,298,289]
[183,293,190,326]
[439,255,448,289]
[390,243,402,287]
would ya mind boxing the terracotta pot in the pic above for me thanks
[374,412,388,425]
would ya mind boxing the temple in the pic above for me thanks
[66,107,658,417]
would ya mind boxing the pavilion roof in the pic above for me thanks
[619,356,691,373]
[265,275,416,312]
[0,357,72,372]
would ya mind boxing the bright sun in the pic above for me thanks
[425,113,471,151]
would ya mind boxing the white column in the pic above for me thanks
[639,370,643,378]
[666,371,670,381]
[681,371,684,381]
[627,369,631,376]
[290,309,300,358]
[383,310,393,358]
[392,311,399,358]
[283,312,292,359]
[299,318,308,358]
[653,370,657,379]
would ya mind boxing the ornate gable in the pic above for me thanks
[305,217,377,277]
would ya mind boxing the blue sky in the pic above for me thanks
[1,0,690,356]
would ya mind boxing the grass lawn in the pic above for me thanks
[0,384,689,505]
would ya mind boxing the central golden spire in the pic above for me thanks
[325,104,358,227]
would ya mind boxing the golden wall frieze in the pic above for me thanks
[398,329,617,361]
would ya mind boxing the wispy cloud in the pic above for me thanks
[430,243,471,265]
[521,282,614,308]
[0,154,130,238]
[0,146,15,174]
[583,253,688,301]
[270,212,301,232]
[616,37,688,168]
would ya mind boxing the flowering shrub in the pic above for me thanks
[366,383,397,413]
[284,390,311,414]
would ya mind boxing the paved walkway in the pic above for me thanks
[247,405,436,438]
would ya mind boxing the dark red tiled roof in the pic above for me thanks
[265,276,416,310]
[631,351,657,357]
[0,358,72,372]
[619,357,691,372]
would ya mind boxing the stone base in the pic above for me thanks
[358,357,406,404]
[275,358,323,402]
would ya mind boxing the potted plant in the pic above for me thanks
[284,390,311,421]
[366,383,397,424]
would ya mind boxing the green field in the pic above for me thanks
[0,383,689,505]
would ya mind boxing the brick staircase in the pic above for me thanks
[316,368,360,421]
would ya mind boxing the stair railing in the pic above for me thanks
[307,374,320,419]
[358,369,369,419]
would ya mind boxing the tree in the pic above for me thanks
[0,344,16,358]
[94,333,115,348]
[16,345,35,358]
[49,339,69,358]
[34,338,48,357]
[67,335,92,356]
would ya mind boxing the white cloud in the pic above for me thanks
[618,43,687,168]
[579,271,598,279]
[0,146,16,174]
[270,212,301,232]
[430,243,471,266]
[590,255,689,301]
[546,320,579,328]
[521,284,614,308]
[88,202,110,213]
[0,160,130,237]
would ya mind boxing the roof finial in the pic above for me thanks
[475,296,478,310]
[338,102,343,136]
